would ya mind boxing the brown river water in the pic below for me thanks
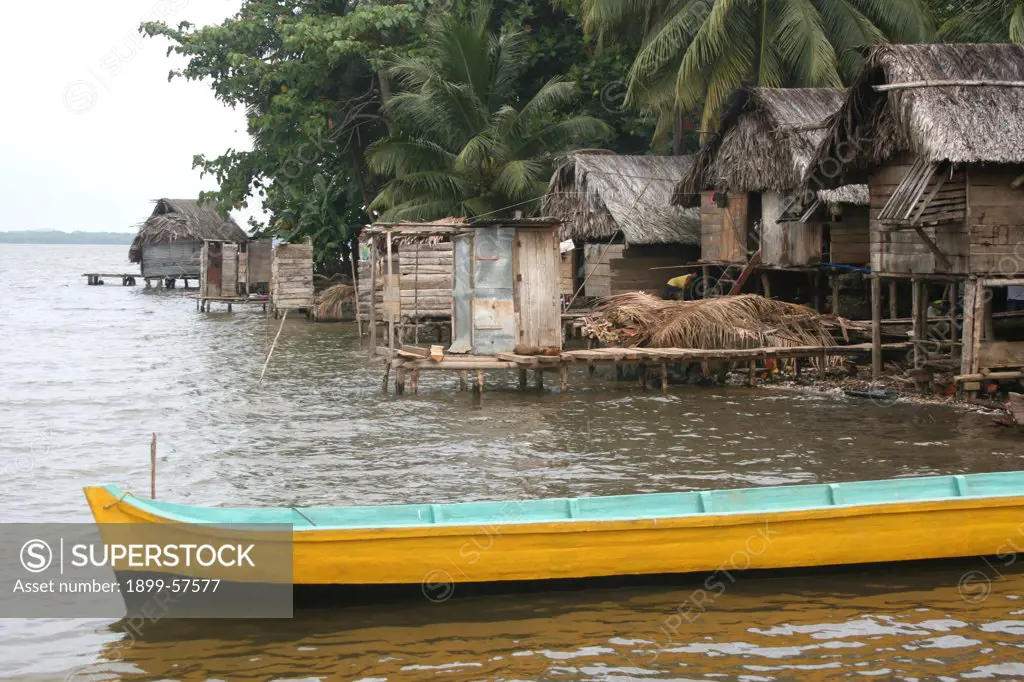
[3,244,1024,681]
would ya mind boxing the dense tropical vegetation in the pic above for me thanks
[141,0,1018,271]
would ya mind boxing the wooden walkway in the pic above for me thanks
[379,342,914,395]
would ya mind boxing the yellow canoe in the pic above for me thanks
[84,471,1024,592]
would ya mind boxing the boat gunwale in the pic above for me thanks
[86,474,1024,538]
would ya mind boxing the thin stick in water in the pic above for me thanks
[150,432,157,499]
[259,310,289,386]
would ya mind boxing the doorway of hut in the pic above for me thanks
[746,193,762,257]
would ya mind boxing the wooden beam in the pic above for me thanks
[727,250,762,295]
[911,225,953,270]
[875,79,1024,92]
[908,165,948,224]
[872,276,882,380]
[961,279,977,378]
[369,238,378,352]
[386,232,395,353]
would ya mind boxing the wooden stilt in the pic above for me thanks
[519,369,528,389]
[661,363,669,395]
[350,247,363,343]
[794,357,802,377]
[701,265,710,298]
[871,276,882,380]
[760,272,771,299]
[638,363,647,390]
[382,361,392,393]
[459,370,468,392]
[911,278,925,370]
[227,303,232,312]
[369,239,378,354]
[560,364,569,394]
[386,232,395,355]
[395,366,406,395]
[476,369,485,393]
[411,370,420,395]
[949,279,959,347]
[812,272,821,312]
[588,362,595,377]
[819,350,828,380]
[831,274,841,316]
[535,370,544,390]
[889,280,898,319]
[749,360,757,387]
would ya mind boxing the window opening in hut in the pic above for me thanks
[747,192,763,256]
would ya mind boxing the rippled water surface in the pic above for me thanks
[3,244,1024,680]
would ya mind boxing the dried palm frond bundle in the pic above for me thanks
[581,293,837,350]
[313,283,355,322]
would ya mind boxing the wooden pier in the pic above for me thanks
[83,273,142,286]
[193,295,270,312]
[379,342,914,395]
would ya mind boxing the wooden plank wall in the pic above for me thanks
[514,228,562,349]
[398,240,453,319]
[560,252,574,296]
[141,240,202,278]
[221,244,238,297]
[760,191,825,267]
[271,241,314,311]
[869,156,969,274]
[968,165,1024,276]
[700,192,747,263]
[583,243,616,297]
[829,206,870,265]
[609,244,698,294]
[247,238,272,285]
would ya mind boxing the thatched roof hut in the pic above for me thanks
[674,87,866,206]
[129,198,246,263]
[809,43,1024,188]
[545,154,700,246]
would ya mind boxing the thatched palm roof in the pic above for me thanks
[129,198,246,262]
[809,43,1024,188]
[674,88,856,207]
[544,154,701,246]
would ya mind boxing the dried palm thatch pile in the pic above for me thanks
[581,293,838,350]
[312,283,355,322]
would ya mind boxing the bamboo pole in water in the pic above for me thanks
[150,433,157,499]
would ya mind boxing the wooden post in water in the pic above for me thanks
[369,238,378,353]
[386,232,395,354]
[534,370,544,390]
[350,248,362,342]
[661,363,669,395]
[871,275,882,380]
[888,280,898,319]
[831,274,841,316]
[519,369,528,389]
[560,365,569,394]
[150,433,157,499]
[459,371,468,392]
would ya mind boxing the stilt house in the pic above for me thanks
[544,154,701,298]
[129,199,247,282]
[805,43,1024,388]
[674,88,870,269]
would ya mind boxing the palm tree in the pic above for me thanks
[367,8,612,222]
[570,0,933,133]
[936,0,1024,42]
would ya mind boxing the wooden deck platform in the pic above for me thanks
[378,342,914,395]
[83,273,142,286]
[191,295,270,312]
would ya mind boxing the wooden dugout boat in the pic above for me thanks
[84,471,1024,593]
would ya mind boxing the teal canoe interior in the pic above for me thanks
[93,471,1024,530]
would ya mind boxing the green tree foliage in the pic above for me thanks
[569,0,934,133]
[366,8,613,220]
[935,0,1024,42]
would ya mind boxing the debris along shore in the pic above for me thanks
[578,293,1020,419]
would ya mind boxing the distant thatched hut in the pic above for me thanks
[129,198,247,282]
[804,43,1024,387]
[545,154,701,298]
[675,88,869,268]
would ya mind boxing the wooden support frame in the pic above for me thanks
[871,275,882,380]
[911,225,954,271]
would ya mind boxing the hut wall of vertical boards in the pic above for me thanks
[559,251,574,297]
[245,238,272,290]
[271,241,314,313]
[199,240,240,298]
[700,192,748,263]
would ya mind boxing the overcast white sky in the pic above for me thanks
[0,0,261,233]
